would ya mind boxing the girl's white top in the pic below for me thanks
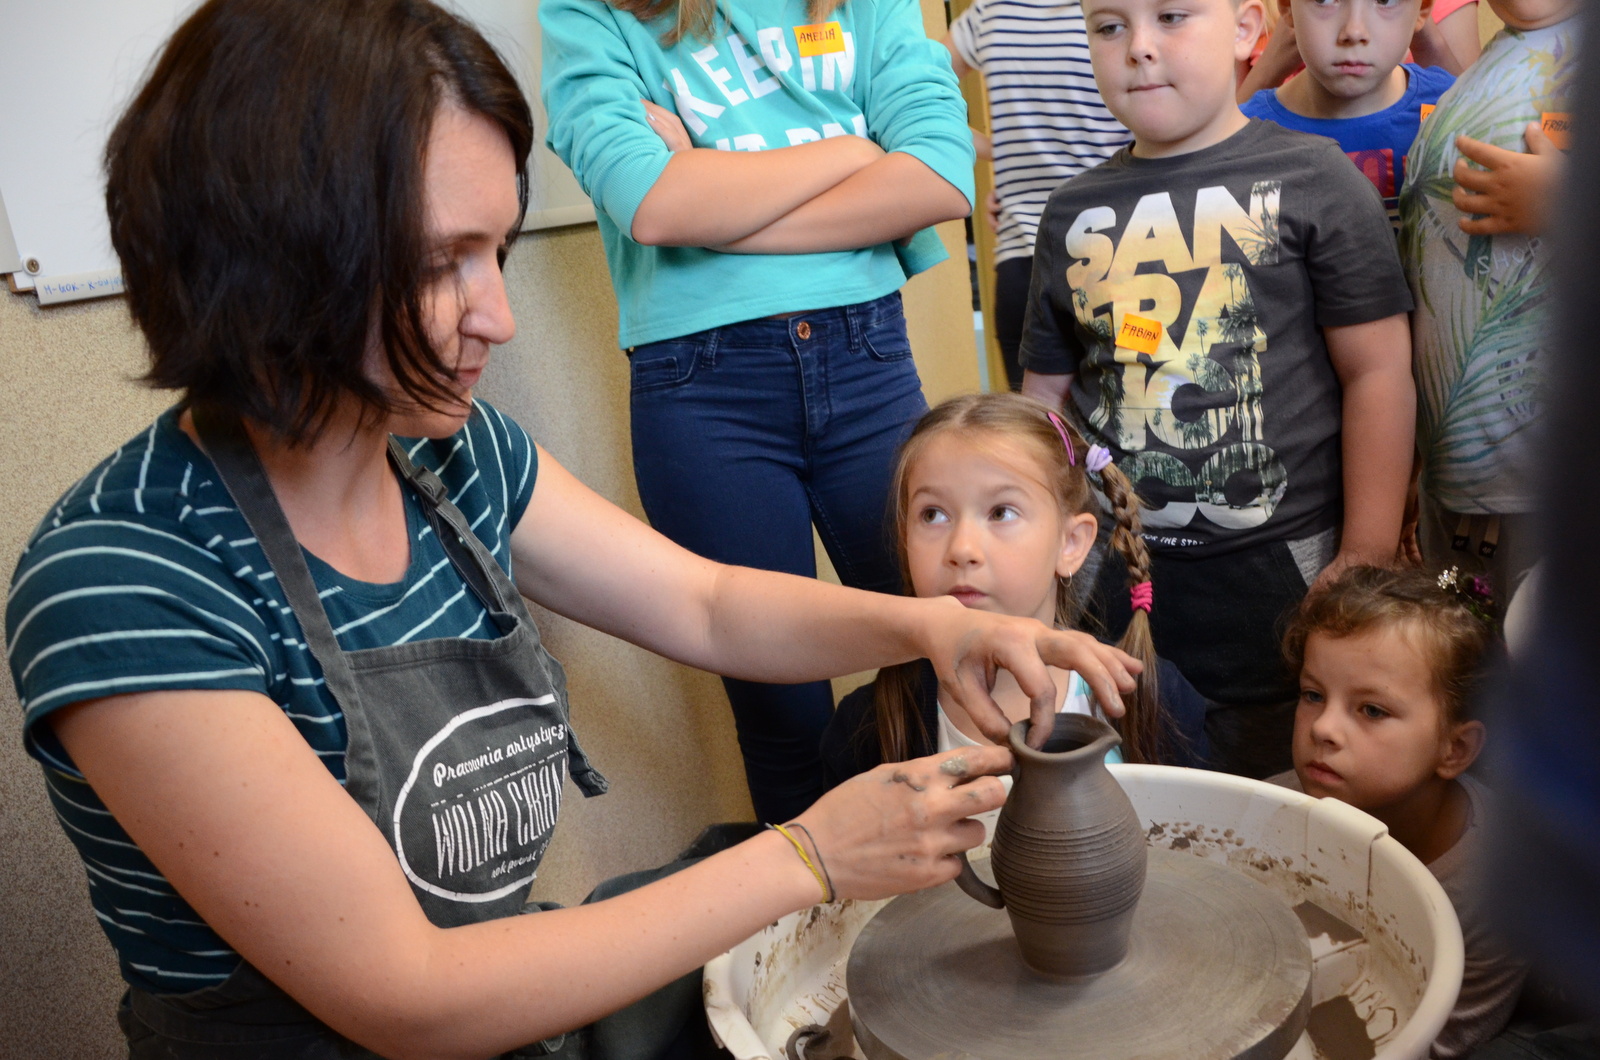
[937,670,1120,842]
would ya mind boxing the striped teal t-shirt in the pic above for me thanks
[7,400,537,994]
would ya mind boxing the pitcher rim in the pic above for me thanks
[1006,713,1121,764]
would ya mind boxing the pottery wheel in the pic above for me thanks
[847,848,1313,1060]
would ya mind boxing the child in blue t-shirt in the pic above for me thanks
[1241,0,1454,226]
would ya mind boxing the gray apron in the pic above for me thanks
[119,408,609,1058]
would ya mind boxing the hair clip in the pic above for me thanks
[1130,581,1153,614]
[1045,411,1076,466]
[1436,566,1496,626]
[1085,445,1113,473]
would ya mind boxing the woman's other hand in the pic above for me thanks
[641,99,693,152]
[792,746,1010,901]
[918,597,1139,748]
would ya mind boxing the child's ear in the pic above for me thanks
[1414,0,1434,33]
[1436,719,1485,780]
[1236,0,1268,57]
[1057,511,1099,578]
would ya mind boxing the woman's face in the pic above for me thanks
[378,104,520,438]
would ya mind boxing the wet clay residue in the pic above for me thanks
[1293,901,1363,946]
[1308,995,1376,1060]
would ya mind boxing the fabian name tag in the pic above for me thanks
[1420,103,1436,121]
[1542,112,1572,149]
[1115,313,1163,355]
[795,22,846,56]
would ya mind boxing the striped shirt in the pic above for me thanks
[7,401,538,994]
[949,0,1130,263]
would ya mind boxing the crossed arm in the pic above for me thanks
[630,101,970,253]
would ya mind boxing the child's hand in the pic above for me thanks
[1452,124,1564,236]
[984,189,1001,234]
[641,98,694,152]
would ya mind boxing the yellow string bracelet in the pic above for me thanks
[788,822,836,904]
[769,823,832,904]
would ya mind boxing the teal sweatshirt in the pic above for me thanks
[540,0,977,347]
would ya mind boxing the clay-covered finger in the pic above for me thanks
[927,744,1012,784]
[924,772,1007,823]
[950,662,1012,744]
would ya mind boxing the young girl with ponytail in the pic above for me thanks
[821,393,1210,792]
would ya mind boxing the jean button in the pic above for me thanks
[796,321,812,340]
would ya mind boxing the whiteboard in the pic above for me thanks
[0,0,593,305]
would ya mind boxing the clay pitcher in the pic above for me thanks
[955,713,1147,977]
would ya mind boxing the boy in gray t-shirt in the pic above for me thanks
[1021,0,1414,776]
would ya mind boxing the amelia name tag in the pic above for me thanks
[1420,103,1436,121]
[1115,313,1163,355]
[1541,112,1571,149]
[796,21,846,56]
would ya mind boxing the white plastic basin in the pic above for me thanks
[704,765,1464,1060]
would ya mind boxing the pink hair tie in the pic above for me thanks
[1129,581,1153,614]
[1044,411,1076,466]
[1085,445,1113,473]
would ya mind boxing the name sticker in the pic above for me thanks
[1541,112,1571,149]
[1420,103,1436,122]
[795,22,845,56]
[1115,313,1163,355]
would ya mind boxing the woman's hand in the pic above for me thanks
[917,596,1140,748]
[792,746,1010,901]
[1453,125,1564,236]
[640,99,693,152]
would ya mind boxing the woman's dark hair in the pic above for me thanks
[106,0,532,443]
[873,393,1181,766]
[1284,565,1497,728]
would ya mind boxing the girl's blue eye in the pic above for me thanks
[1359,703,1389,720]
[1299,688,1324,705]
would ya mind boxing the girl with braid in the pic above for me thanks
[821,394,1210,802]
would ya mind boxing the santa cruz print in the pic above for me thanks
[393,697,569,904]
[1066,182,1284,535]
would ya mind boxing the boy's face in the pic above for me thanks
[1292,626,1460,814]
[1290,0,1426,106]
[1084,0,1265,156]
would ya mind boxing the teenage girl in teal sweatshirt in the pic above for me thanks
[542,0,976,822]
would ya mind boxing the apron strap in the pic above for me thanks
[191,406,367,718]
[385,437,520,617]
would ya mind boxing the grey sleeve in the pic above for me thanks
[1303,145,1415,328]
[1018,218,1084,375]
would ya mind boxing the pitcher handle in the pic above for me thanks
[953,851,1005,908]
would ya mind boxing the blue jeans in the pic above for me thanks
[628,293,928,823]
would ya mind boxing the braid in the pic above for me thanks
[1095,459,1179,765]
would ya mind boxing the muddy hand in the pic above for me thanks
[794,746,1010,901]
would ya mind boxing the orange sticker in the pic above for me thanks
[1541,112,1571,149]
[795,21,845,57]
[1115,313,1163,355]
[1420,103,1436,121]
